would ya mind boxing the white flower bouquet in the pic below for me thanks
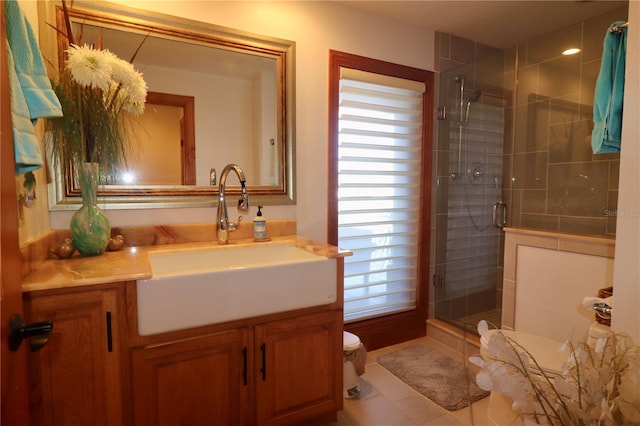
[46,1,147,183]
[66,43,147,116]
[470,320,640,425]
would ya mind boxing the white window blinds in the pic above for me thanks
[338,67,424,322]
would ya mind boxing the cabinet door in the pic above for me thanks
[26,288,125,426]
[131,329,252,426]
[255,310,342,425]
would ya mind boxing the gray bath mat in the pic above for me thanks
[377,344,489,411]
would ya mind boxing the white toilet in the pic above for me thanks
[480,329,571,425]
[478,289,615,425]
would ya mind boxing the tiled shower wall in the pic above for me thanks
[505,6,627,237]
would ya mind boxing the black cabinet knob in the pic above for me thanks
[8,314,53,352]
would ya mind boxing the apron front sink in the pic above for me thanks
[136,242,337,336]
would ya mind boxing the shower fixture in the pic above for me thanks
[452,75,481,125]
[464,89,482,123]
[468,165,484,181]
[467,89,482,103]
[453,74,466,126]
[450,76,482,179]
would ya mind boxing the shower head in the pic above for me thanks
[463,90,481,123]
[468,89,482,103]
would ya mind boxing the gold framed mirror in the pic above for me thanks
[40,1,295,209]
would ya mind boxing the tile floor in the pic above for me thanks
[331,336,500,426]
[449,309,502,336]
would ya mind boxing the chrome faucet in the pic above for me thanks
[216,164,250,244]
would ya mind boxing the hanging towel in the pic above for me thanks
[6,45,43,175]
[5,0,62,175]
[591,21,627,154]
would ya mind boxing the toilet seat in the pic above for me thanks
[480,329,570,375]
[343,331,361,352]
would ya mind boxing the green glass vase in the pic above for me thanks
[70,163,111,256]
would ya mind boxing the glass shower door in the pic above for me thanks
[434,53,508,334]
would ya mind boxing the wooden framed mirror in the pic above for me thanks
[40,1,295,209]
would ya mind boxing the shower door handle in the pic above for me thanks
[493,201,507,228]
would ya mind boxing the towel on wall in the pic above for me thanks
[6,45,43,175]
[5,0,62,175]
[591,21,627,154]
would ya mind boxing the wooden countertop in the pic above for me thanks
[22,235,351,293]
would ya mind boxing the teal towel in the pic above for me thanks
[5,0,62,175]
[591,21,627,154]
[6,44,43,175]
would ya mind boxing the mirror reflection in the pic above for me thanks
[45,2,295,207]
[129,92,195,186]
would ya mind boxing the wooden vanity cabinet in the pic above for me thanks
[129,310,342,426]
[255,310,342,425]
[24,284,127,426]
[130,328,252,426]
[23,253,345,426]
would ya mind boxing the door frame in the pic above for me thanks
[1,1,31,424]
[327,50,434,350]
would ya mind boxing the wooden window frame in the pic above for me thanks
[327,50,434,350]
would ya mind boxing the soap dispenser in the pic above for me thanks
[253,206,267,241]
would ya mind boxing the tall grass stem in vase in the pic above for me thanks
[46,7,147,255]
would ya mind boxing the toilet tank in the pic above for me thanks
[514,245,614,342]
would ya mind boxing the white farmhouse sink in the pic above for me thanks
[136,242,337,336]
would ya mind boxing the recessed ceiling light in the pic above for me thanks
[562,48,581,56]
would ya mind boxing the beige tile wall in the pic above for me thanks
[506,6,628,237]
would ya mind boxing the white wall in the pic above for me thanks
[47,1,435,240]
[16,0,51,244]
[515,246,614,342]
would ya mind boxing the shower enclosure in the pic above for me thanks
[434,53,508,333]
[433,5,625,334]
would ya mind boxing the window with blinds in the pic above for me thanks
[338,67,425,322]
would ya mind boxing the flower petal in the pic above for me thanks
[468,356,485,368]
[475,370,494,391]
[477,320,489,337]
[66,44,113,90]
